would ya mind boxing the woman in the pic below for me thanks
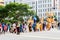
[4,24,8,33]
[22,23,25,33]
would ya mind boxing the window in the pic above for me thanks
[58,12,60,16]
[50,9,51,11]
[45,9,47,11]
[43,5,44,7]
[48,4,49,7]
[45,0,46,3]
[43,13,45,16]
[41,5,42,7]
[38,5,41,8]
[38,9,40,12]
[50,4,51,7]
[43,1,44,3]
[43,9,44,12]
[45,5,46,7]
[48,8,50,11]
[55,12,57,15]
[41,9,42,12]
[38,1,42,3]
[38,9,42,12]
[32,2,35,4]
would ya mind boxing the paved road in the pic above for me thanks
[0,29,60,40]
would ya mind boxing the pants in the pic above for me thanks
[33,27,36,32]
[29,27,32,32]
[0,28,2,32]
[16,27,20,34]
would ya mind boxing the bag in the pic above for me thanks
[4,25,7,31]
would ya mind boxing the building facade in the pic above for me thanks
[0,0,4,5]
[52,0,60,21]
[37,0,53,18]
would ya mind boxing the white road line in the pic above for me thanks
[20,35,60,40]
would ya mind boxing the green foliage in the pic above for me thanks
[0,3,35,22]
[0,6,8,21]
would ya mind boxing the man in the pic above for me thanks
[32,23,36,32]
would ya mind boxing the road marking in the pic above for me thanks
[20,35,60,40]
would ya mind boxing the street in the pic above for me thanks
[0,28,60,40]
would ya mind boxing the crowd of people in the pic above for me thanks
[0,19,60,35]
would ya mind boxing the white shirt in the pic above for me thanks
[13,23,16,28]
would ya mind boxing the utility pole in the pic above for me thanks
[14,0,15,3]
[36,1,37,16]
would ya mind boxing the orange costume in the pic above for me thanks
[46,23,51,31]
[39,23,43,31]
[36,23,40,31]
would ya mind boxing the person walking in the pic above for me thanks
[20,23,23,32]
[2,22,5,32]
[43,22,46,31]
[0,23,2,32]
[16,22,20,35]
[46,22,51,31]
[36,22,40,31]
[28,23,32,32]
[22,23,26,33]
[4,24,8,33]
[32,22,36,32]
[39,23,43,31]
[8,24,11,32]
[12,22,16,33]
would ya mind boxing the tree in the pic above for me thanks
[0,6,8,22]
[5,3,34,22]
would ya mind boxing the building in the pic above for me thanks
[0,0,4,6]
[53,0,60,21]
[37,0,60,21]
[37,0,53,18]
